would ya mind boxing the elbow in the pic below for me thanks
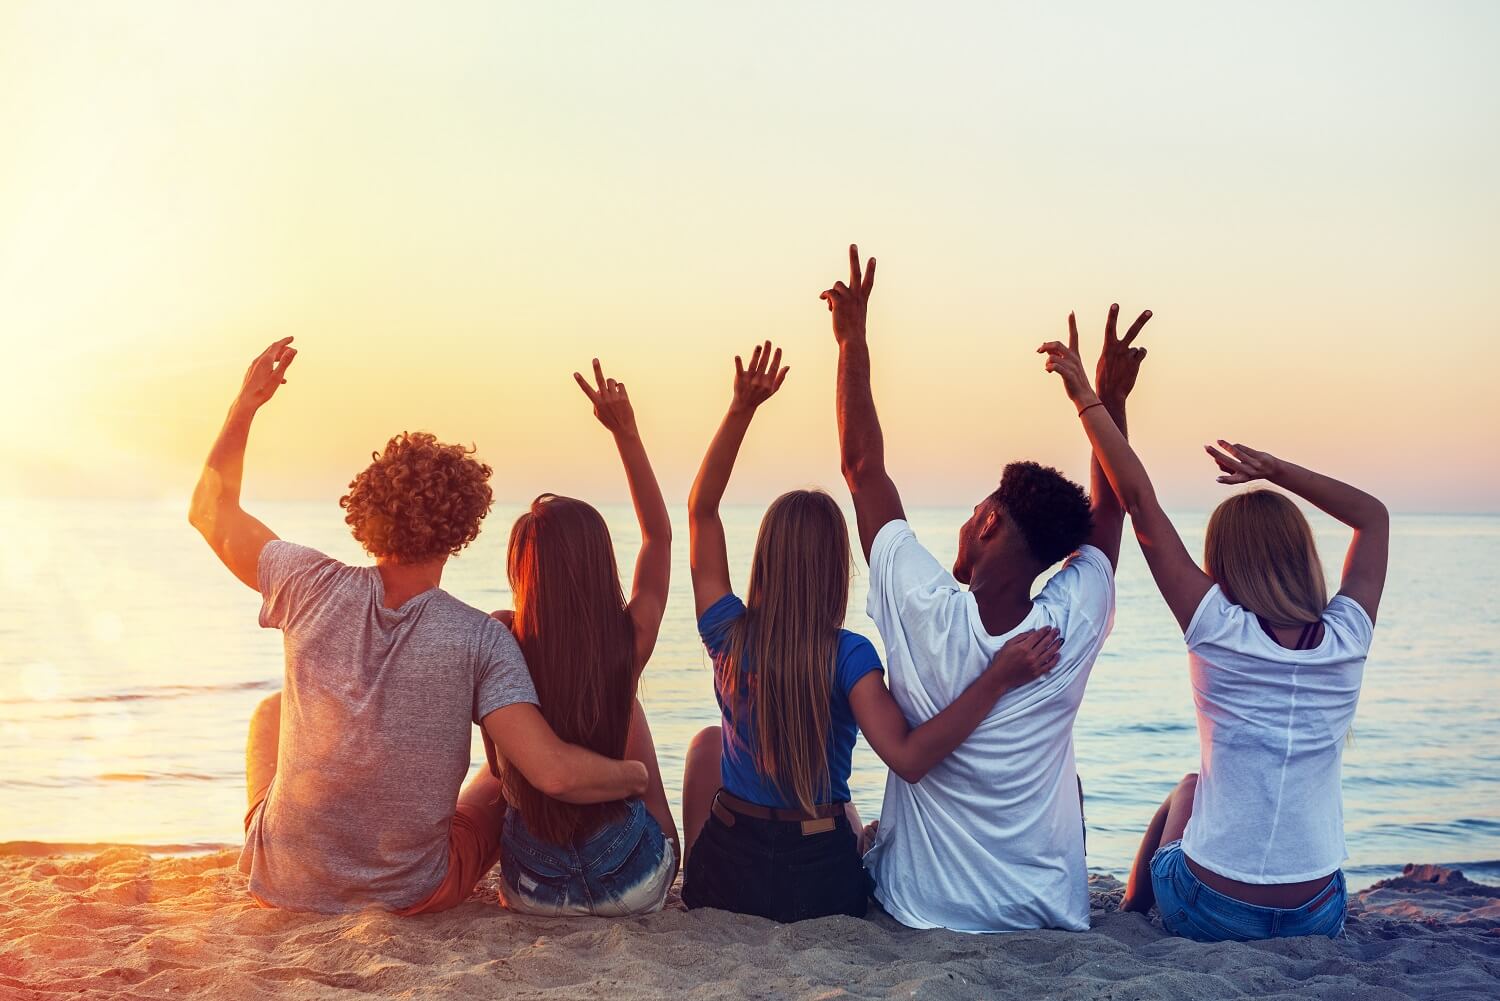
[840,454,876,491]
[893,763,927,785]
[530,762,574,801]
[1119,485,1156,522]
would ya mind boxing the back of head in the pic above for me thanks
[725,489,851,814]
[339,432,494,564]
[505,495,635,842]
[991,461,1093,569]
[1205,488,1328,627]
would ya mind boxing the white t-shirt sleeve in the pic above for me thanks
[1184,583,1245,652]
[1323,594,1375,654]
[1034,545,1117,639]
[866,520,970,700]
[866,519,961,625]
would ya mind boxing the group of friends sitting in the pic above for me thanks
[188,246,1388,943]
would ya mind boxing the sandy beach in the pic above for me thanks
[2,847,1496,1000]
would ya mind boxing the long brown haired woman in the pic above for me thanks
[680,341,1065,923]
[1039,313,1389,942]
[489,359,681,916]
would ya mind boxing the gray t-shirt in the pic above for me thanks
[240,541,537,912]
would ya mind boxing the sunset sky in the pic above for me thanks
[3,2,1497,512]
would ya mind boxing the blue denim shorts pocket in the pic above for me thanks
[1149,840,1346,943]
[500,800,673,917]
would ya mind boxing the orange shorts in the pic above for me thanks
[243,786,503,915]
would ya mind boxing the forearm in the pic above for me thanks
[1269,460,1387,531]
[190,402,255,526]
[549,745,649,805]
[615,430,672,540]
[836,338,886,480]
[883,672,1009,783]
[1077,394,1157,518]
[687,405,754,516]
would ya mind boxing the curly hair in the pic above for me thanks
[991,461,1093,568]
[339,432,494,564]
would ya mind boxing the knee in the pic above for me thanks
[250,692,283,728]
[687,725,721,758]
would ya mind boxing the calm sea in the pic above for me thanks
[1,499,1496,890]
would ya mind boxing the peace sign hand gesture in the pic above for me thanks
[1205,440,1282,485]
[235,337,297,413]
[820,244,876,345]
[1094,303,1151,405]
[1036,317,1097,408]
[731,340,790,413]
[573,358,639,438]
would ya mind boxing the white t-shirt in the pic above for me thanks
[1180,586,1373,884]
[861,520,1116,933]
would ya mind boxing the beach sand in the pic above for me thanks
[2,848,1497,1000]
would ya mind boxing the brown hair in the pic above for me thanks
[340,432,493,564]
[1205,489,1328,628]
[504,495,636,843]
[719,490,850,814]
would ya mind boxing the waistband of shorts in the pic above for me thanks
[712,790,847,836]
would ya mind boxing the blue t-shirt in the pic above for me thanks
[697,593,883,808]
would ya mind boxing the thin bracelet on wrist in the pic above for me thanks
[1077,401,1106,417]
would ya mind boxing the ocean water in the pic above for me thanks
[1,498,1497,891]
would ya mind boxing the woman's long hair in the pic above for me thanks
[719,490,851,814]
[1204,489,1328,628]
[504,494,636,843]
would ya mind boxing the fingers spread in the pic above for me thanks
[774,365,790,389]
[574,371,598,400]
[1105,303,1119,341]
[849,244,861,288]
[1068,312,1079,354]
[1121,309,1152,346]
[862,255,876,295]
[593,358,606,393]
[735,355,745,379]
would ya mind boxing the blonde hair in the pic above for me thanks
[1205,489,1328,628]
[719,490,850,814]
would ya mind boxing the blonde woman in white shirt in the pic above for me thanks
[1039,314,1389,943]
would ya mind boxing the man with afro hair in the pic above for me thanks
[190,338,647,914]
[822,246,1151,933]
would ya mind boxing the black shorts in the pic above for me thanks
[683,801,871,923]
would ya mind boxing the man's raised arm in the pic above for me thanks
[824,244,905,561]
[1080,305,1151,568]
[188,337,296,589]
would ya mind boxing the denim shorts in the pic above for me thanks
[682,798,870,923]
[1150,840,1346,942]
[498,798,675,917]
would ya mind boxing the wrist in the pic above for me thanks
[727,400,758,419]
[226,399,259,425]
[1072,390,1102,413]
[612,426,642,443]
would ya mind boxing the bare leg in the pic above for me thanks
[625,699,681,882]
[457,761,509,841]
[1121,772,1199,914]
[245,692,282,810]
[681,725,723,865]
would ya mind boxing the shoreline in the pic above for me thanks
[2,847,1497,1000]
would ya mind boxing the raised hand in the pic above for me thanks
[820,244,876,345]
[985,627,1064,690]
[1037,319,1097,408]
[1205,440,1281,485]
[1094,303,1151,404]
[236,337,296,412]
[573,358,638,438]
[732,340,790,412]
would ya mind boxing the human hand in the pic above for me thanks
[1037,319,1098,409]
[234,337,296,414]
[985,627,1064,691]
[820,244,876,345]
[1205,440,1282,485]
[573,358,638,438]
[732,340,790,413]
[1093,303,1151,405]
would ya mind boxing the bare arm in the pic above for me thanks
[825,245,905,561]
[849,628,1062,783]
[482,703,648,804]
[686,342,790,617]
[188,338,297,589]
[573,359,672,671]
[1039,331,1212,631]
[1206,443,1389,622]
[1083,305,1153,568]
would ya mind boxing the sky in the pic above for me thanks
[2,1,1497,513]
